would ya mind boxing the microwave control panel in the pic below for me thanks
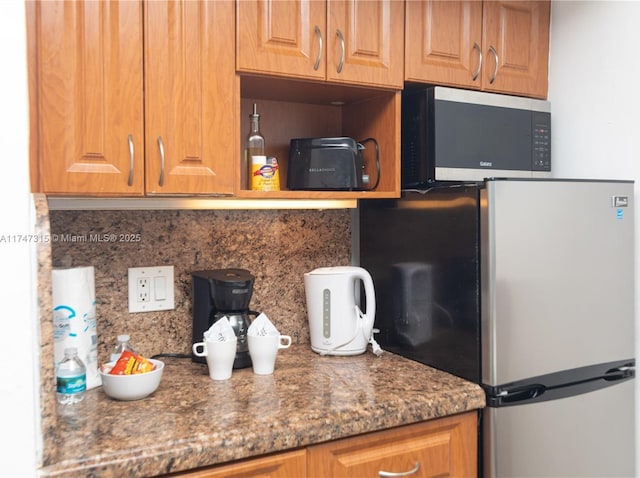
[532,111,551,171]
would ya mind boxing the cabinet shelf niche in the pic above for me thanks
[238,75,400,199]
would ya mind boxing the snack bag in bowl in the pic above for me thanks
[107,350,156,375]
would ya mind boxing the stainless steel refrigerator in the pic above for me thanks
[357,178,635,477]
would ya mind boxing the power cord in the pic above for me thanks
[150,353,192,360]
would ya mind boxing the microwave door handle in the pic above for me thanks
[472,42,482,81]
[488,45,499,84]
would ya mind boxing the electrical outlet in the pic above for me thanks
[137,278,149,302]
[128,266,175,313]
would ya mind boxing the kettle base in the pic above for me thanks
[311,345,367,356]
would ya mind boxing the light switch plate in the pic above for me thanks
[128,266,175,313]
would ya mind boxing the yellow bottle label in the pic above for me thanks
[251,156,280,191]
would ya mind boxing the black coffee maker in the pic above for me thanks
[191,268,258,369]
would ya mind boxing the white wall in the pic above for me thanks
[0,1,41,476]
[548,0,640,472]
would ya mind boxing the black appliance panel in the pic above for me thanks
[359,184,482,382]
[434,101,532,171]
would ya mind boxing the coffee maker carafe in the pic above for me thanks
[191,269,258,369]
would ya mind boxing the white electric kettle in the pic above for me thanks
[304,266,376,355]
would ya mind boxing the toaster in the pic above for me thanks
[287,137,379,191]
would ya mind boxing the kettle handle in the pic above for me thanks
[353,268,376,340]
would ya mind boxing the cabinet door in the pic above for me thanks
[145,0,236,195]
[405,1,483,89]
[482,0,550,98]
[34,1,144,195]
[236,0,326,80]
[308,412,478,477]
[327,0,404,88]
[174,449,306,477]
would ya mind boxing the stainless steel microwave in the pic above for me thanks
[401,86,551,186]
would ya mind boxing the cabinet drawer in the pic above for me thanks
[307,412,477,477]
[174,449,306,478]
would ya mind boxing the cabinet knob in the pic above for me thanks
[157,136,165,187]
[127,134,135,187]
[336,29,345,74]
[313,25,323,71]
[488,45,499,84]
[472,42,482,81]
[378,461,421,477]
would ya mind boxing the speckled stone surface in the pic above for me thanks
[40,347,485,477]
[48,208,353,358]
[33,194,59,460]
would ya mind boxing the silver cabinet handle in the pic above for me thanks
[127,134,134,187]
[313,25,323,71]
[489,45,498,84]
[336,29,345,73]
[472,41,482,81]
[157,135,165,187]
[379,462,421,477]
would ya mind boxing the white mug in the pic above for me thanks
[192,337,237,380]
[248,334,291,375]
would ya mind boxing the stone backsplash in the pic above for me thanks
[49,208,353,362]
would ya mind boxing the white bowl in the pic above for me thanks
[99,359,164,401]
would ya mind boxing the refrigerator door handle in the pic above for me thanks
[487,363,635,407]
[488,384,547,406]
[604,365,635,381]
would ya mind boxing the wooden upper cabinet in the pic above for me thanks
[144,0,236,195]
[405,0,483,88]
[482,1,550,98]
[31,0,236,196]
[327,0,404,88]
[236,0,326,81]
[33,1,144,195]
[405,0,549,99]
[237,0,403,89]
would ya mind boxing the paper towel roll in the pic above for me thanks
[52,266,100,389]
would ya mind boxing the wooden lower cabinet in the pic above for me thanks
[174,412,477,477]
[308,412,477,478]
[175,449,306,478]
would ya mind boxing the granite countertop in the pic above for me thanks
[40,346,485,477]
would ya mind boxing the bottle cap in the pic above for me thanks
[64,347,77,356]
[117,334,130,342]
[250,103,259,119]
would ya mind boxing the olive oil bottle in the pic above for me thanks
[245,104,264,188]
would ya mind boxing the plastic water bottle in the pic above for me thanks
[56,347,86,405]
[110,334,137,363]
